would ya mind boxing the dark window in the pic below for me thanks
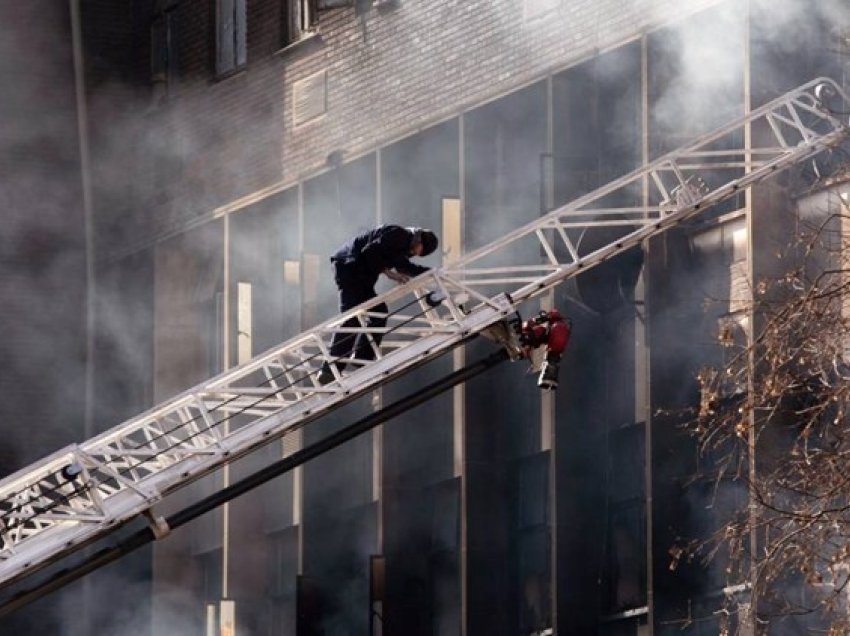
[151,11,177,97]
[198,549,223,602]
[515,453,551,633]
[216,0,247,75]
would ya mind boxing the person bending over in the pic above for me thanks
[317,225,438,385]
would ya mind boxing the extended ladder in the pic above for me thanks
[0,77,847,589]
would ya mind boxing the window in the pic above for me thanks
[284,0,314,44]
[283,0,351,45]
[216,0,247,76]
[198,549,223,601]
[150,10,177,99]
[516,453,551,633]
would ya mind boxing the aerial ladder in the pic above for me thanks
[0,77,847,607]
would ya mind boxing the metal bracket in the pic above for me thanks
[143,510,170,540]
[480,319,525,361]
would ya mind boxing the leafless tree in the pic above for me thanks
[683,184,850,635]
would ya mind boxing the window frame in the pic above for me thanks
[215,0,247,77]
[150,9,177,98]
[282,0,318,47]
[282,0,355,48]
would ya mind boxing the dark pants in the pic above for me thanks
[328,261,388,367]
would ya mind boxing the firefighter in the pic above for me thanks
[517,308,572,390]
[317,225,439,385]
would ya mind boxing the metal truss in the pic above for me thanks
[0,77,847,588]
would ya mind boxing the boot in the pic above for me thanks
[316,364,337,386]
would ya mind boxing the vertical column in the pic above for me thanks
[742,3,757,633]
[206,603,217,636]
[221,212,231,603]
[236,283,252,365]
[457,113,469,636]
[295,181,306,578]
[543,73,558,634]
[372,151,385,636]
[74,0,95,624]
[219,598,236,636]
[542,74,555,456]
[453,117,467,481]
[639,33,655,636]
[444,194,464,479]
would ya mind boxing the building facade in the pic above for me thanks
[41,0,850,634]
[0,3,89,632]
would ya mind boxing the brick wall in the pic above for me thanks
[87,0,723,258]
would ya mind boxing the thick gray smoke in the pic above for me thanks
[0,3,233,634]
[0,2,86,470]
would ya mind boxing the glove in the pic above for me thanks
[383,269,410,284]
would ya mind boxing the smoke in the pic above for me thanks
[750,0,848,56]
[147,583,213,636]
[0,3,246,633]
[642,0,748,169]
[0,0,87,475]
[3,0,849,632]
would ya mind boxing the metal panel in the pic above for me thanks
[293,70,327,127]
[220,599,236,636]
[237,282,252,365]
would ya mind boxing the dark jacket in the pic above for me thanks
[331,225,430,283]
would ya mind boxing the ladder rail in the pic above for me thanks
[0,76,846,588]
